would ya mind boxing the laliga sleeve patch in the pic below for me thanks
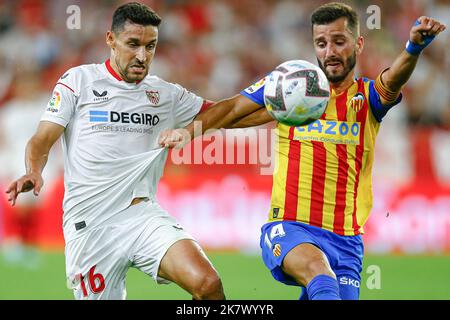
[46,89,62,114]
[243,77,266,94]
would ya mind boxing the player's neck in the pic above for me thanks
[108,56,125,81]
[330,73,356,95]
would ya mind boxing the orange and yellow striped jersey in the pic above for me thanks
[241,77,401,236]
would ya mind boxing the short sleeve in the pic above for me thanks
[40,70,78,127]
[239,77,266,106]
[368,80,402,122]
[172,84,203,128]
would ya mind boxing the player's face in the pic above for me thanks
[107,21,158,83]
[313,17,363,84]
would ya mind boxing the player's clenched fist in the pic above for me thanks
[406,16,446,56]
[5,173,43,206]
[411,16,446,40]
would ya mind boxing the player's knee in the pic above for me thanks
[285,257,335,286]
[303,259,335,284]
[191,271,224,300]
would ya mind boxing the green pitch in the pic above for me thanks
[0,250,449,299]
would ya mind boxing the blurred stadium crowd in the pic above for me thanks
[0,0,449,257]
[0,0,449,121]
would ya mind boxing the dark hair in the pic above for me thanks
[311,2,359,36]
[112,2,162,34]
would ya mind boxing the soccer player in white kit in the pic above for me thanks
[5,2,225,300]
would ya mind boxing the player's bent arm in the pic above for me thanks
[376,52,419,106]
[160,95,272,148]
[378,16,446,105]
[5,121,64,205]
[188,94,269,137]
[198,96,273,129]
[229,107,274,129]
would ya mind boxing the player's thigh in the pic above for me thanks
[65,225,131,300]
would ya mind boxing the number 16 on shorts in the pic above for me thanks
[72,265,106,297]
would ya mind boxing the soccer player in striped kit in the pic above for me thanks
[160,3,446,300]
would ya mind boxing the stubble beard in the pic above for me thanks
[317,51,357,84]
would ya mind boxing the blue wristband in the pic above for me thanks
[405,19,436,55]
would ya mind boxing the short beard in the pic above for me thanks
[114,56,147,83]
[122,67,144,83]
[317,52,356,84]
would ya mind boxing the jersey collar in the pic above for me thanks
[105,59,122,81]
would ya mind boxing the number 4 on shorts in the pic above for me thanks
[78,265,106,297]
[264,224,286,249]
[270,224,286,239]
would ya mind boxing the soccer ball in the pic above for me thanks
[264,60,330,126]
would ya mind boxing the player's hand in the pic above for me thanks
[5,173,43,206]
[158,128,191,149]
[410,16,446,45]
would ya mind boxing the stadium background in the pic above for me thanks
[0,0,449,299]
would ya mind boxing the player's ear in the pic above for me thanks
[106,31,115,50]
[355,36,364,55]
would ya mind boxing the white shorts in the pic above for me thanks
[65,200,195,300]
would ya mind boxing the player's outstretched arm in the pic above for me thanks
[229,106,274,129]
[160,94,272,148]
[5,121,64,206]
[193,94,268,132]
[377,16,446,105]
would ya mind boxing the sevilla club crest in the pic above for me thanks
[146,90,160,105]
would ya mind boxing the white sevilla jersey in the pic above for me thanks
[41,59,203,242]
